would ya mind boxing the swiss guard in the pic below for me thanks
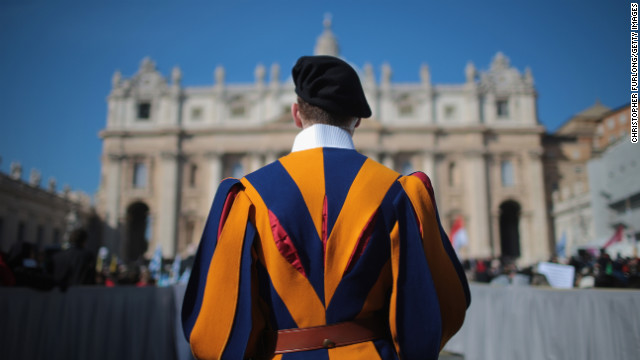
[182,55,471,360]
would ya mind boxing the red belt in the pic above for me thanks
[274,317,388,354]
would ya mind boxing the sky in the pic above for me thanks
[0,0,629,196]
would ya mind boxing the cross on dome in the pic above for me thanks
[314,13,339,57]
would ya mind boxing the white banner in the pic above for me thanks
[537,262,575,289]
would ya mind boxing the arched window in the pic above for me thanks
[126,202,150,262]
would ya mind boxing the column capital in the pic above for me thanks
[160,151,182,161]
[528,149,544,159]
[204,151,223,159]
[463,149,488,158]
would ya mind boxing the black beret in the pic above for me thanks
[292,55,371,118]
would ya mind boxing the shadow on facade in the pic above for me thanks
[125,202,149,263]
[499,200,521,261]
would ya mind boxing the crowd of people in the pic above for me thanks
[463,249,640,289]
[2,229,639,290]
[0,228,191,289]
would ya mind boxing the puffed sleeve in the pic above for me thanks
[388,172,471,360]
[181,178,267,359]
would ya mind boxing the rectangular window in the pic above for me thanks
[191,107,203,121]
[133,162,148,188]
[619,114,627,124]
[189,164,197,188]
[185,220,195,246]
[448,162,459,186]
[231,105,245,117]
[399,104,414,116]
[137,102,151,120]
[501,160,515,186]
[444,105,456,121]
[401,161,414,175]
[496,100,509,118]
[232,162,244,178]
[572,149,580,160]
[224,155,245,178]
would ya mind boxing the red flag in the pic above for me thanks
[450,215,468,249]
[603,226,624,248]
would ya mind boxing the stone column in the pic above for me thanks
[519,209,534,266]
[265,152,278,165]
[250,152,264,173]
[491,205,502,258]
[382,153,395,171]
[364,151,379,163]
[421,151,435,178]
[205,152,223,207]
[463,151,491,258]
[524,150,549,263]
[104,154,123,256]
[158,152,180,258]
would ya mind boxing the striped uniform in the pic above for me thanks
[182,147,471,360]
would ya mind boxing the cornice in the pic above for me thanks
[99,123,547,139]
[160,151,183,161]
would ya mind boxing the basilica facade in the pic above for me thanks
[96,20,550,265]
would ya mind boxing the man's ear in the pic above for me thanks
[292,103,303,129]
[355,118,361,128]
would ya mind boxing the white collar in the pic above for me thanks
[291,124,355,152]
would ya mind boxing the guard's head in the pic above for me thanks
[292,55,370,130]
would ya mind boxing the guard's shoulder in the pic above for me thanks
[219,177,242,187]
[216,177,244,195]
[211,178,245,209]
[402,171,432,187]
[361,155,401,178]
[397,171,436,200]
[243,158,284,180]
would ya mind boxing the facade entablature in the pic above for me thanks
[105,52,539,130]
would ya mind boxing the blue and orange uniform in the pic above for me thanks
[182,147,471,359]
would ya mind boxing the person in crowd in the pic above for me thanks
[0,251,16,286]
[52,228,95,290]
[7,241,54,289]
